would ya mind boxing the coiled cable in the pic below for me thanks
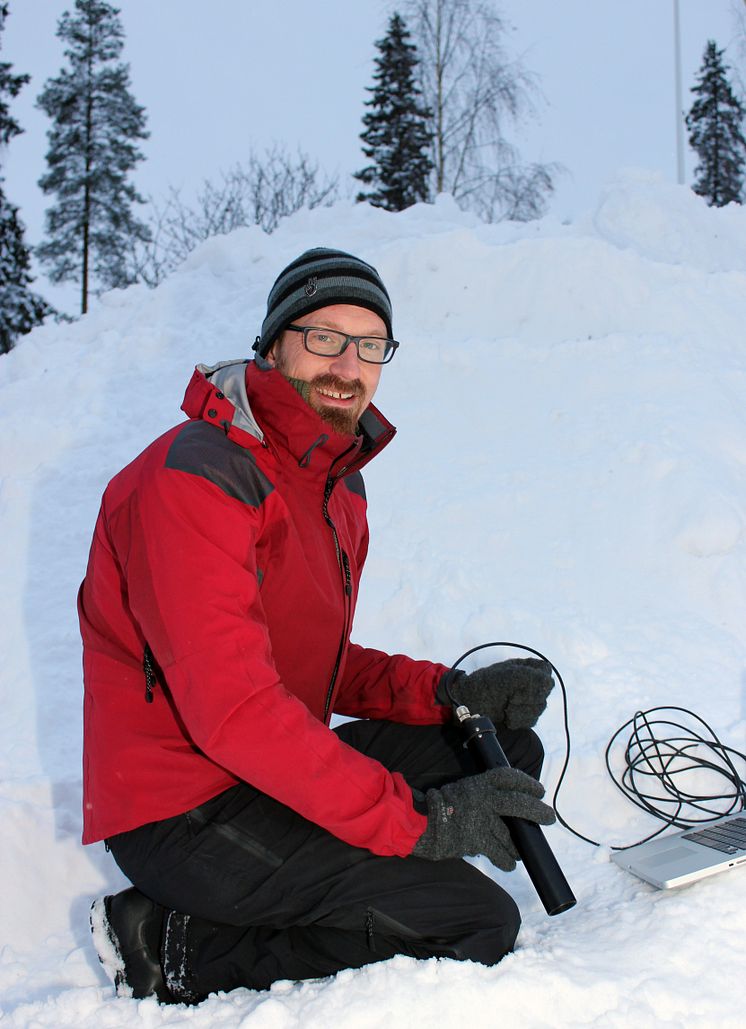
[447,641,746,851]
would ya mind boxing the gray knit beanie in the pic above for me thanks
[253,247,393,357]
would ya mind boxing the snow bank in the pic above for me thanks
[1,171,744,1026]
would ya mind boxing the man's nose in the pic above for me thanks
[329,340,361,378]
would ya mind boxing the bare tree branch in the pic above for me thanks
[732,0,746,96]
[131,146,338,286]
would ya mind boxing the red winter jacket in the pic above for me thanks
[78,358,449,854]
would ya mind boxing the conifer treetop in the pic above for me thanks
[35,0,149,313]
[0,2,30,149]
[686,39,746,207]
[355,11,433,212]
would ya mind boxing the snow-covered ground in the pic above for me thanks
[1,170,745,1027]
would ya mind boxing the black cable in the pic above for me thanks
[603,706,746,849]
[447,641,746,851]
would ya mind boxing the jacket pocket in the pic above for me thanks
[365,905,425,952]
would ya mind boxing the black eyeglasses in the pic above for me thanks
[286,324,399,365]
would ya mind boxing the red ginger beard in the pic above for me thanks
[276,363,367,436]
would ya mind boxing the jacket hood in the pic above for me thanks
[185,359,264,441]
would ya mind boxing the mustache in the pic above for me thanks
[310,373,364,398]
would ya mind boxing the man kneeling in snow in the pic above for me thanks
[79,247,555,1003]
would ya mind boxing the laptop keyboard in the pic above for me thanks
[681,817,746,855]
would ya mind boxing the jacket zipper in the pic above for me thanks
[321,473,353,722]
[143,643,157,703]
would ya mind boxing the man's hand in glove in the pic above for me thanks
[440,658,555,729]
[411,767,556,871]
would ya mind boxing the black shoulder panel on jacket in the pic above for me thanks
[342,470,366,499]
[165,421,274,507]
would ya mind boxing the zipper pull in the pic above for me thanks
[299,433,329,468]
[342,552,352,596]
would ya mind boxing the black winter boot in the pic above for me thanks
[90,887,176,1003]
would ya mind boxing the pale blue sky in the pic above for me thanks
[2,1,743,311]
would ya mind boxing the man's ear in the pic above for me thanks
[265,335,284,367]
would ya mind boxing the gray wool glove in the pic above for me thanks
[441,658,555,729]
[412,767,556,871]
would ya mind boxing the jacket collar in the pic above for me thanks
[181,358,396,479]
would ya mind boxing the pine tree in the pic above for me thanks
[0,2,51,354]
[36,0,149,314]
[686,40,746,207]
[0,186,52,353]
[355,12,433,212]
[0,1,26,147]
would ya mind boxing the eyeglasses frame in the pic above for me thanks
[285,323,399,365]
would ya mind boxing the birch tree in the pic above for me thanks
[404,0,555,221]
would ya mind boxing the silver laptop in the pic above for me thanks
[611,813,746,889]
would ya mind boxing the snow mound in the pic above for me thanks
[1,179,745,1026]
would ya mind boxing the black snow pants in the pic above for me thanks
[107,719,544,1002]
